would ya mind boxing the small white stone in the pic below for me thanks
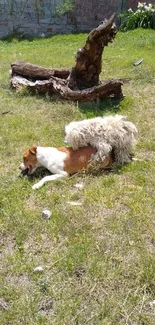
[33,266,43,273]
[150,300,155,307]
[41,209,51,219]
[74,183,84,189]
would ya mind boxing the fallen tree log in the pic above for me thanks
[10,14,125,101]
[11,61,70,80]
[11,75,123,101]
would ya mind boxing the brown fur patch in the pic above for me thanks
[58,146,113,174]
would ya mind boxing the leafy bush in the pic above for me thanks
[56,0,73,15]
[119,2,155,31]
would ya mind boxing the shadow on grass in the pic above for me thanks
[86,163,126,178]
[1,31,54,43]
[15,87,123,116]
[2,31,84,44]
[20,162,125,186]
[2,31,35,43]
[2,29,85,43]
[20,167,51,182]
[78,98,122,117]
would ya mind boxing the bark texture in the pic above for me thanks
[68,13,117,90]
[11,75,123,101]
[11,61,70,80]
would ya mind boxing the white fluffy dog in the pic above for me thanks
[64,115,137,165]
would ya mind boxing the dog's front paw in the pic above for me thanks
[32,182,42,190]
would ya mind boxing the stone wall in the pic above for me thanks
[70,0,123,31]
[0,0,155,38]
[72,0,155,31]
[0,0,73,38]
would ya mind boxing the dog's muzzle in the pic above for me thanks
[19,163,26,171]
[19,163,33,175]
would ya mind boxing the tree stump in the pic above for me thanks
[10,14,124,101]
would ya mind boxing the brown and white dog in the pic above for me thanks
[20,145,113,189]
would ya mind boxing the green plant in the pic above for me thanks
[56,0,74,15]
[119,2,155,31]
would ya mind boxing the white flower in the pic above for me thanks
[144,4,153,11]
[138,2,144,8]
[128,8,133,13]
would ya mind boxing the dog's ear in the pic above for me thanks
[29,145,37,155]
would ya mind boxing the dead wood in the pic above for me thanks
[11,75,123,101]
[10,14,125,102]
[68,13,117,90]
[133,58,143,66]
[11,61,70,80]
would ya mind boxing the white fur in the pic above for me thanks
[20,147,68,189]
[64,115,137,164]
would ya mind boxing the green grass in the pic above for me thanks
[0,29,155,325]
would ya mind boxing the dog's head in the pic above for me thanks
[64,122,76,144]
[20,145,38,174]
